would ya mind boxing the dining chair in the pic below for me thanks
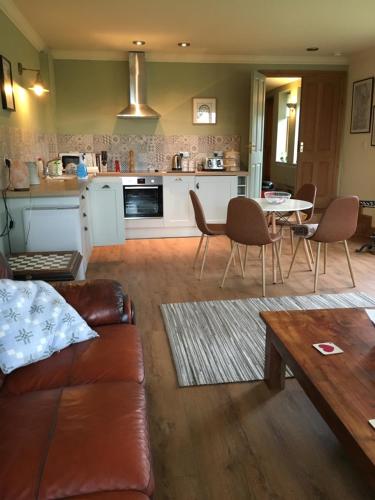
[220,197,283,297]
[287,196,359,292]
[277,183,317,257]
[189,190,226,279]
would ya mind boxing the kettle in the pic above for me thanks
[172,153,183,170]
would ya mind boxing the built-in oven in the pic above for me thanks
[122,176,163,218]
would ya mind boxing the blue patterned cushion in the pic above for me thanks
[0,280,98,374]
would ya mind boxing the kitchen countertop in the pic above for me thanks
[4,177,91,199]
[96,170,247,177]
[3,170,247,199]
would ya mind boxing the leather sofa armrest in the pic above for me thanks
[53,279,135,326]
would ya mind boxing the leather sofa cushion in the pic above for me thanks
[70,493,150,499]
[0,382,153,500]
[2,325,144,396]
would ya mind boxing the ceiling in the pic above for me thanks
[9,0,375,61]
[265,77,301,91]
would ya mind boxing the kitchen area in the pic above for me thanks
[0,49,254,278]
[2,150,248,279]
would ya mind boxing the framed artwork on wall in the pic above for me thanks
[350,77,373,133]
[0,55,16,111]
[371,106,375,146]
[193,97,216,124]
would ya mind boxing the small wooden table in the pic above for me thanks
[261,308,375,487]
[8,251,82,281]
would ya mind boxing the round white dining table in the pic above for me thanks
[250,197,314,283]
[251,198,313,216]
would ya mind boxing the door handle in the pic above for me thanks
[102,184,110,189]
[299,141,304,153]
[196,182,199,189]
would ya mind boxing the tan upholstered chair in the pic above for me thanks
[277,183,317,258]
[287,196,359,292]
[220,197,283,297]
[190,190,226,279]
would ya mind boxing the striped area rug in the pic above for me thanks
[161,292,375,387]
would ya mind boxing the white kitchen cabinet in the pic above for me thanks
[89,178,125,246]
[163,176,195,227]
[195,176,238,223]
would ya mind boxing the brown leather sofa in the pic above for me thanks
[0,259,154,500]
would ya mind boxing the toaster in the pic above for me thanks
[203,157,225,171]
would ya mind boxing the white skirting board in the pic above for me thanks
[125,226,201,239]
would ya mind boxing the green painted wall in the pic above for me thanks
[54,59,347,167]
[0,9,55,132]
[54,60,253,161]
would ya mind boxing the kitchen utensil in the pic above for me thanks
[128,150,135,172]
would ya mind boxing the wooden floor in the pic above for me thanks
[88,236,375,500]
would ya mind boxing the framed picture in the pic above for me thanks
[0,55,16,111]
[193,97,216,124]
[350,77,373,133]
[371,106,375,146]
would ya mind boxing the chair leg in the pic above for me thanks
[287,237,302,278]
[261,245,266,297]
[220,242,237,288]
[274,242,284,284]
[237,244,245,277]
[307,240,314,264]
[302,238,313,271]
[290,228,294,254]
[323,243,327,274]
[199,236,210,280]
[272,240,277,284]
[243,246,249,278]
[279,227,284,256]
[314,242,321,293]
[231,239,237,266]
[343,240,356,287]
[193,233,204,268]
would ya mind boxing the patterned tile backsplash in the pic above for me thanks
[57,133,241,171]
[0,126,241,178]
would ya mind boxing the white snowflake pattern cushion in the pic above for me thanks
[0,279,98,374]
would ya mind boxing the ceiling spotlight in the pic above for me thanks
[133,40,145,46]
[306,47,319,52]
[178,42,190,48]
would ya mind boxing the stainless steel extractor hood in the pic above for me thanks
[117,51,160,119]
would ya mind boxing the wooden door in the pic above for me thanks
[297,73,346,208]
[248,71,266,198]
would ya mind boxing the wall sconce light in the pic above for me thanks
[17,63,50,96]
[286,102,297,117]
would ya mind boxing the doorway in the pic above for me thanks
[250,70,346,207]
[262,77,302,194]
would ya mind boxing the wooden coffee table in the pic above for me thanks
[260,308,375,487]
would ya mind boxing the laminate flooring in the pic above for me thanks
[88,236,375,500]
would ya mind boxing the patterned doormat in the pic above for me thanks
[161,292,375,387]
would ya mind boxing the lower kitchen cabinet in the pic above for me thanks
[195,176,238,223]
[163,176,195,227]
[89,179,125,246]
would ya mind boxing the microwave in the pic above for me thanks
[59,152,97,169]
